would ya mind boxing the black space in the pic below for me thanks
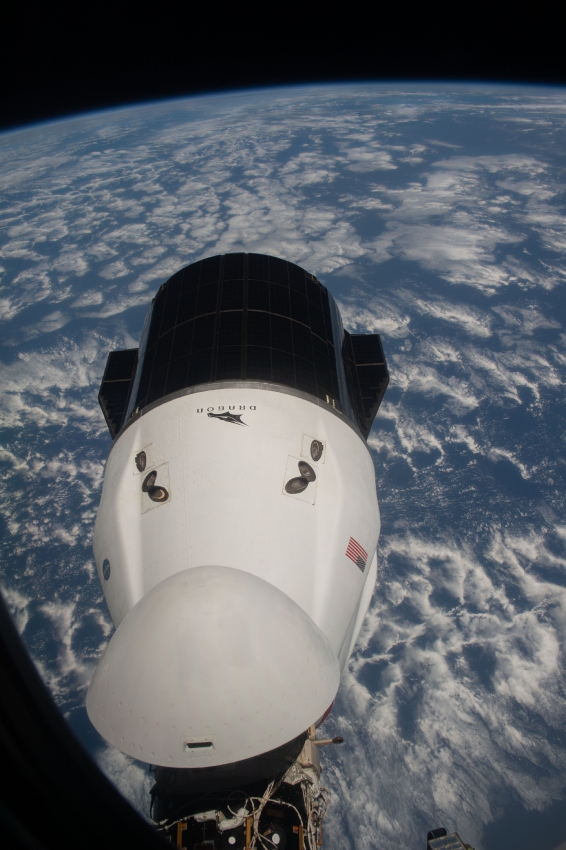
[1,7,565,132]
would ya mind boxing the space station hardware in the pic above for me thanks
[426,828,475,850]
[89,253,389,849]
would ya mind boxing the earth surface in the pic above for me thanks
[0,84,565,850]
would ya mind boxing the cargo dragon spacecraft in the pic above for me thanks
[89,253,389,849]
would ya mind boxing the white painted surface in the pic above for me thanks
[90,387,380,765]
[86,566,340,767]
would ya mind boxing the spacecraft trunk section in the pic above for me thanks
[98,252,388,441]
[88,254,388,847]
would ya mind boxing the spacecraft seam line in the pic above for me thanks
[107,380,372,460]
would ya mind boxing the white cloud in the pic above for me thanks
[96,747,154,819]
[99,260,130,279]
[394,359,479,413]
[41,599,91,685]
[362,153,564,293]
[325,526,566,850]
[464,344,561,407]
[0,333,122,431]
[373,222,520,293]
[0,86,565,846]
[342,146,397,172]
[279,151,340,187]
[424,139,463,149]
[492,304,561,335]
[71,290,104,308]
[337,297,411,338]
[432,154,547,177]
[414,297,493,337]
[19,310,72,341]
[496,178,556,200]
[1,584,32,633]
[369,406,445,468]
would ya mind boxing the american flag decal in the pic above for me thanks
[345,537,368,572]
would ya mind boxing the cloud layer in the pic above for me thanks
[1,85,565,850]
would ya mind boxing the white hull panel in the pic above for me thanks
[88,387,380,766]
[87,566,340,767]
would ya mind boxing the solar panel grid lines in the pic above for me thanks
[209,253,224,386]
[122,254,386,439]
[98,349,138,437]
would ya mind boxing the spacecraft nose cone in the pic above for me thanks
[86,566,340,768]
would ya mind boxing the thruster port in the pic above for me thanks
[310,440,324,462]
[298,461,316,482]
[142,470,169,503]
[285,477,309,494]
[142,471,157,492]
[148,486,169,503]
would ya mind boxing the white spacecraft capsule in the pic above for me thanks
[87,253,388,783]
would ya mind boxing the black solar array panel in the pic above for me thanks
[343,332,389,439]
[98,349,138,438]
[132,254,340,413]
[98,257,390,441]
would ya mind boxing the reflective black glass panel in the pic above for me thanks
[196,283,218,317]
[129,253,388,428]
[248,253,269,281]
[221,279,244,311]
[223,253,245,281]
[218,311,243,347]
[268,256,288,286]
[247,311,270,347]
[246,346,271,381]
[132,253,344,413]
[294,356,317,396]
[309,304,326,340]
[292,321,314,362]
[177,287,198,325]
[159,273,182,336]
[171,321,194,363]
[288,263,307,293]
[342,331,390,438]
[147,330,173,405]
[199,255,221,285]
[165,355,189,396]
[187,348,213,385]
[192,314,216,351]
[183,262,201,290]
[272,349,295,386]
[216,346,242,380]
[146,289,165,350]
[248,280,270,311]
[290,288,308,322]
[269,283,291,318]
[270,315,293,354]
[98,349,138,437]
[136,344,155,404]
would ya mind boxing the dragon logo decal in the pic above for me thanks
[207,411,247,426]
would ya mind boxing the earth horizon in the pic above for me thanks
[0,82,565,850]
